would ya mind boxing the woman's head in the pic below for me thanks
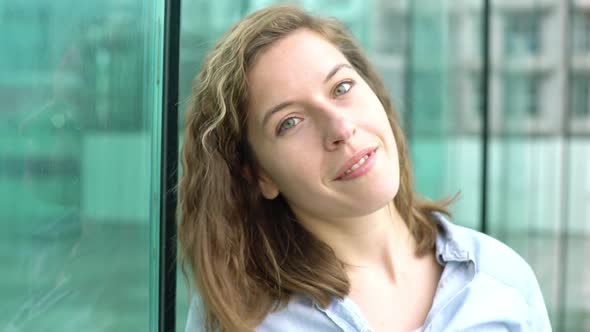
[179,4,448,331]
[247,27,400,224]
[183,3,415,220]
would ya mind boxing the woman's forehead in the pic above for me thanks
[246,30,350,107]
[248,30,348,85]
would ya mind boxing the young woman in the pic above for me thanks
[179,5,551,332]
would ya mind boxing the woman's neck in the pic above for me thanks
[297,203,417,284]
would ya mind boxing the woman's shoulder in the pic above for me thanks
[433,213,541,297]
[431,213,552,330]
[185,294,342,332]
[257,295,341,332]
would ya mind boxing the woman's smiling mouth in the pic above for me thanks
[334,146,378,181]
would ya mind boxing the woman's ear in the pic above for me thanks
[243,165,279,200]
[257,171,279,200]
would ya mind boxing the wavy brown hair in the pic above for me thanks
[178,4,453,332]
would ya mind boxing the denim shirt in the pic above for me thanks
[185,213,552,331]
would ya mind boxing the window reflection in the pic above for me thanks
[572,11,590,54]
[504,13,541,56]
[1,0,588,331]
[571,75,590,118]
[502,74,542,120]
[0,0,162,331]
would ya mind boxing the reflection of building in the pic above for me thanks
[0,1,147,132]
[468,0,590,135]
[1,0,588,330]
[366,4,589,328]
[368,0,590,136]
[370,0,408,120]
[571,2,590,134]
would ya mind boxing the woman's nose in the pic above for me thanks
[322,111,356,151]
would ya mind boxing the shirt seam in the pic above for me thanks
[477,270,531,308]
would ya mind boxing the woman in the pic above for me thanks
[179,5,551,332]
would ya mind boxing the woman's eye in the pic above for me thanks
[277,117,301,135]
[333,81,353,97]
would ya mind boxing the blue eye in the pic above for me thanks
[277,117,302,135]
[333,81,353,97]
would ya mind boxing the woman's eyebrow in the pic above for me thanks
[324,63,352,83]
[262,101,294,128]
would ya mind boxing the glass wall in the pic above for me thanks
[0,1,164,331]
[1,0,588,331]
[177,1,589,331]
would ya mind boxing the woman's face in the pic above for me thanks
[246,29,399,221]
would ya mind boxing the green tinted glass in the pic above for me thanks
[0,1,164,331]
[177,1,589,331]
[1,0,587,331]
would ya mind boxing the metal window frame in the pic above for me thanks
[159,0,180,331]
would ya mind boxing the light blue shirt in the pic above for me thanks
[186,213,552,331]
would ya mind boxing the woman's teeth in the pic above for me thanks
[344,154,369,175]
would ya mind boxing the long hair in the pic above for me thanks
[178,4,453,332]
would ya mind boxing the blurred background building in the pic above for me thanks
[0,0,588,331]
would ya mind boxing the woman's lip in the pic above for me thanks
[334,146,378,181]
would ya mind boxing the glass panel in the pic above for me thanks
[490,0,558,325]
[489,0,590,330]
[0,1,164,331]
[566,1,590,330]
[563,138,590,331]
[176,0,589,331]
[408,0,483,230]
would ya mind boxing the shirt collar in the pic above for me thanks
[432,212,475,265]
[311,212,475,313]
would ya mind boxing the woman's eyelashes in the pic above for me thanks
[332,80,355,97]
[274,79,356,136]
[276,117,302,135]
